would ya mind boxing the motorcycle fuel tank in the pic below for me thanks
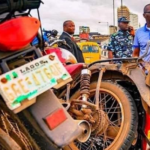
[0,17,40,51]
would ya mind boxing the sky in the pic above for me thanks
[31,0,150,35]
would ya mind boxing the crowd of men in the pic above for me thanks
[59,3,150,66]
[107,3,150,63]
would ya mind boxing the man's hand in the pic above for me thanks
[132,48,140,57]
[128,26,133,30]
[128,26,135,37]
[108,51,113,59]
[108,51,114,64]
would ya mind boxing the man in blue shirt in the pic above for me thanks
[133,4,150,62]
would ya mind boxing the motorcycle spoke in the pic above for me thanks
[109,104,120,121]
[102,135,107,150]
[0,110,33,150]
[92,93,110,105]
[110,118,122,125]
[76,141,95,150]
[104,96,114,105]
[104,106,121,110]
[99,93,109,103]
[105,111,121,114]
[98,135,112,149]
[105,99,116,115]
[71,88,124,150]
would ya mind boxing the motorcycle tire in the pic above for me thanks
[64,81,138,150]
[0,99,40,150]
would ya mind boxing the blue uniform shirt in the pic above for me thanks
[107,30,133,58]
[133,24,150,62]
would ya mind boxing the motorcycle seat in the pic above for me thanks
[65,63,83,78]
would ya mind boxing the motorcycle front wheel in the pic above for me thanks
[0,100,40,150]
[64,81,138,150]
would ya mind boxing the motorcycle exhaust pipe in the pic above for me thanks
[63,120,91,145]
[75,120,91,143]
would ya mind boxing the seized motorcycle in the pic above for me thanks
[45,39,150,150]
[0,1,91,150]
[1,1,150,150]
[32,29,58,48]
[43,29,58,43]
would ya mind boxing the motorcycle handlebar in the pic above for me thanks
[43,30,51,34]
[48,39,71,49]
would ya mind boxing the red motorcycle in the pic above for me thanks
[0,1,90,150]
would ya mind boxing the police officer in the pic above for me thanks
[107,17,134,59]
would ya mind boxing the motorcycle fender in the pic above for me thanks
[127,68,150,106]
[146,71,150,87]
[29,90,82,147]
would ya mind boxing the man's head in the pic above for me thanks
[118,17,130,31]
[63,20,75,35]
[143,4,150,24]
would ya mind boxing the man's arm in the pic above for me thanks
[132,48,140,57]
[108,51,113,59]
[128,26,135,38]
[132,30,140,57]
[107,35,115,59]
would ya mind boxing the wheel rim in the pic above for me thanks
[0,143,7,150]
[73,88,124,150]
[0,109,33,150]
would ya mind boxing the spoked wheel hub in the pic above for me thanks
[91,110,109,135]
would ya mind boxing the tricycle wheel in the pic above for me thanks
[64,81,138,150]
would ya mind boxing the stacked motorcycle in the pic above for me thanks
[0,1,150,150]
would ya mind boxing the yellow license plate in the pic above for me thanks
[0,53,71,110]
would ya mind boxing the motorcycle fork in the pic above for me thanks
[80,68,105,110]
[80,69,91,108]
